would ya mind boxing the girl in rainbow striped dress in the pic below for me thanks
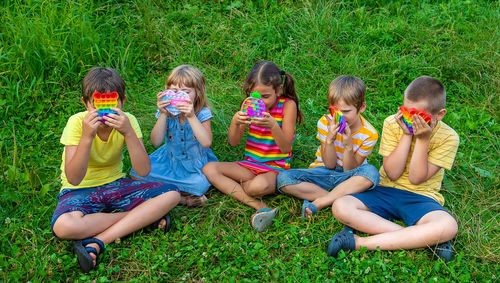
[203,61,302,232]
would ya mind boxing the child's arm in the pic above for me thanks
[252,100,297,153]
[321,115,339,169]
[339,125,366,171]
[151,92,171,147]
[228,111,250,146]
[177,101,213,148]
[104,109,151,177]
[408,115,441,184]
[382,112,413,180]
[64,109,100,185]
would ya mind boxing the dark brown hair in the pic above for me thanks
[243,61,303,124]
[82,67,125,104]
[405,76,446,114]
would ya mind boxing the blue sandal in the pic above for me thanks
[73,238,105,273]
[149,213,172,233]
[301,200,318,220]
[251,208,278,232]
[429,240,453,262]
[327,226,355,257]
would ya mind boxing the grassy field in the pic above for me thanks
[0,0,498,281]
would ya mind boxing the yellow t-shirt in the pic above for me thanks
[378,115,459,205]
[310,114,378,168]
[59,111,143,191]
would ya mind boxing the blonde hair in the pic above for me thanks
[166,65,208,115]
[327,75,366,110]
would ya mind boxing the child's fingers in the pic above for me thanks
[111,108,124,115]
[157,91,166,99]
[324,114,332,123]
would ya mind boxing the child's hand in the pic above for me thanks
[324,114,340,144]
[157,91,171,115]
[176,100,195,118]
[103,108,134,137]
[82,109,100,139]
[395,110,412,135]
[413,115,434,140]
[340,123,353,150]
[251,112,279,129]
[233,111,251,126]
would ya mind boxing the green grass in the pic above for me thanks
[0,0,498,281]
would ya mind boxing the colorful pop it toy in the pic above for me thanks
[160,90,191,116]
[241,92,266,119]
[399,105,432,134]
[329,106,347,134]
[93,91,118,118]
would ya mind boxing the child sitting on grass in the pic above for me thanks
[329,76,460,262]
[277,75,379,219]
[129,65,217,207]
[51,67,180,273]
[203,61,302,232]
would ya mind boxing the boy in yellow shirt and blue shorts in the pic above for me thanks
[329,76,460,262]
[51,67,180,273]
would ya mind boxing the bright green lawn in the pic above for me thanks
[0,0,498,281]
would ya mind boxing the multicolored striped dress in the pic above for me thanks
[237,96,294,174]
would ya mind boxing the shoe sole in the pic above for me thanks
[252,208,277,232]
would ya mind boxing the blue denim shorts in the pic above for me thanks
[350,186,450,226]
[276,164,380,194]
[51,178,179,234]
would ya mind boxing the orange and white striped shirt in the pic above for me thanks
[309,114,378,168]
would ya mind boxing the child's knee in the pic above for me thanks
[331,197,351,219]
[52,212,84,239]
[441,215,458,239]
[202,162,217,177]
[357,164,380,187]
[245,180,272,197]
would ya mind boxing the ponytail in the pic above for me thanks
[281,71,303,124]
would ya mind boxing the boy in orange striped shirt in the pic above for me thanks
[277,76,380,219]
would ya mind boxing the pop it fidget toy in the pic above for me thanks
[241,92,266,119]
[399,105,432,134]
[93,91,118,118]
[160,90,191,116]
[329,106,347,134]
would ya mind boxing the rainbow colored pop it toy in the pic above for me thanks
[329,106,347,134]
[241,92,266,119]
[93,91,118,118]
[160,90,191,116]
[399,105,432,134]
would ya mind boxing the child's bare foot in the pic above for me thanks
[179,195,208,207]
[302,200,318,220]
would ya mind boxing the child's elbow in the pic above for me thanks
[279,145,292,154]
[151,139,163,147]
[201,140,212,148]
[136,166,151,178]
[67,176,82,186]
[409,175,425,185]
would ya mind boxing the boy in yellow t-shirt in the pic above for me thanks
[277,76,379,219]
[51,67,180,273]
[329,76,460,262]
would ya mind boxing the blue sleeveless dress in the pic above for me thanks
[130,107,217,195]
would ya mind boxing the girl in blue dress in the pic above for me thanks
[130,65,217,206]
